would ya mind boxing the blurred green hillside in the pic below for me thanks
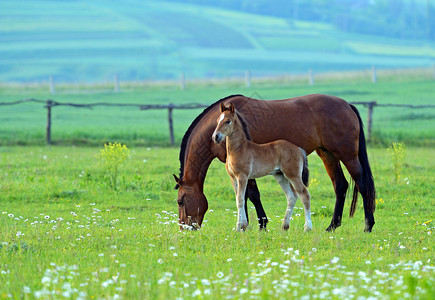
[1,0,434,82]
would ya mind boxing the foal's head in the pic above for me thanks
[212,102,237,144]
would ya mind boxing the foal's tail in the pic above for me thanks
[349,104,376,217]
[300,148,309,187]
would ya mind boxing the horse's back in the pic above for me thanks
[226,94,359,158]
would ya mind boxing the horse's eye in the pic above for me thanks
[177,196,184,206]
[226,120,231,124]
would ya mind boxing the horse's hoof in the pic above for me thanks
[325,222,340,232]
[364,219,375,232]
[325,225,334,232]
[235,223,248,232]
[364,226,373,233]
[304,221,313,232]
[259,218,268,230]
[282,224,289,230]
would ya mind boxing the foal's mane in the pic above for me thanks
[178,94,245,181]
[235,111,251,141]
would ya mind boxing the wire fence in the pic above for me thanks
[14,65,434,95]
[1,98,434,145]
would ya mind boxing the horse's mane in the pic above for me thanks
[235,111,251,140]
[178,94,244,181]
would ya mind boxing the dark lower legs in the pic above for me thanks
[326,171,348,232]
[362,196,375,232]
[245,179,268,229]
[241,152,375,232]
[316,149,349,232]
[343,158,376,232]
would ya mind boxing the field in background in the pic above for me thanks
[1,0,434,82]
[0,146,434,298]
[1,70,434,147]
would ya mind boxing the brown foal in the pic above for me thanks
[212,103,312,231]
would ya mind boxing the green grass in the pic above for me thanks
[0,145,434,298]
[1,75,434,147]
[1,0,434,82]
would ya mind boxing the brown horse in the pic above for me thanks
[212,102,312,232]
[173,94,375,232]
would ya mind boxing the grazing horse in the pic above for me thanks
[212,103,312,232]
[173,94,375,232]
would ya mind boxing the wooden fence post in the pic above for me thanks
[168,104,174,145]
[245,70,251,88]
[46,100,53,144]
[365,101,376,141]
[114,74,120,92]
[49,76,55,95]
[308,69,314,85]
[371,66,377,83]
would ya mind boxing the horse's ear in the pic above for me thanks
[229,102,235,113]
[220,102,226,112]
[173,174,182,188]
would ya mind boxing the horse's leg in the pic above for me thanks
[273,174,297,230]
[235,176,249,231]
[243,196,249,226]
[229,175,240,227]
[245,179,268,230]
[316,149,349,232]
[289,176,312,232]
[342,158,375,232]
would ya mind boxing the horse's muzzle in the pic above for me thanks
[179,217,201,230]
[212,133,223,144]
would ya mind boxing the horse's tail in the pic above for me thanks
[349,104,376,217]
[300,148,309,187]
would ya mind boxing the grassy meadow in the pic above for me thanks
[0,74,434,298]
[0,145,434,299]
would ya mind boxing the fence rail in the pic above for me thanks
[37,65,435,94]
[0,98,209,145]
[1,99,434,145]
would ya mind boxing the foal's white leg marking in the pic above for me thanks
[273,174,297,230]
[291,178,313,232]
[235,176,249,231]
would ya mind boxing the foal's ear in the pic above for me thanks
[228,102,235,113]
[220,102,226,113]
[173,174,182,188]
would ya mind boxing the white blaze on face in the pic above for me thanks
[217,113,225,125]
[213,113,226,138]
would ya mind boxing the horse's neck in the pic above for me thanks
[183,137,215,192]
[226,121,248,153]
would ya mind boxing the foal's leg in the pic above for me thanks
[235,176,249,231]
[273,174,297,230]
[316,149,348,232]
[289,176,313,232]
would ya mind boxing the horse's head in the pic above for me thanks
[212,102,236,144]
[173,174,208,230]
